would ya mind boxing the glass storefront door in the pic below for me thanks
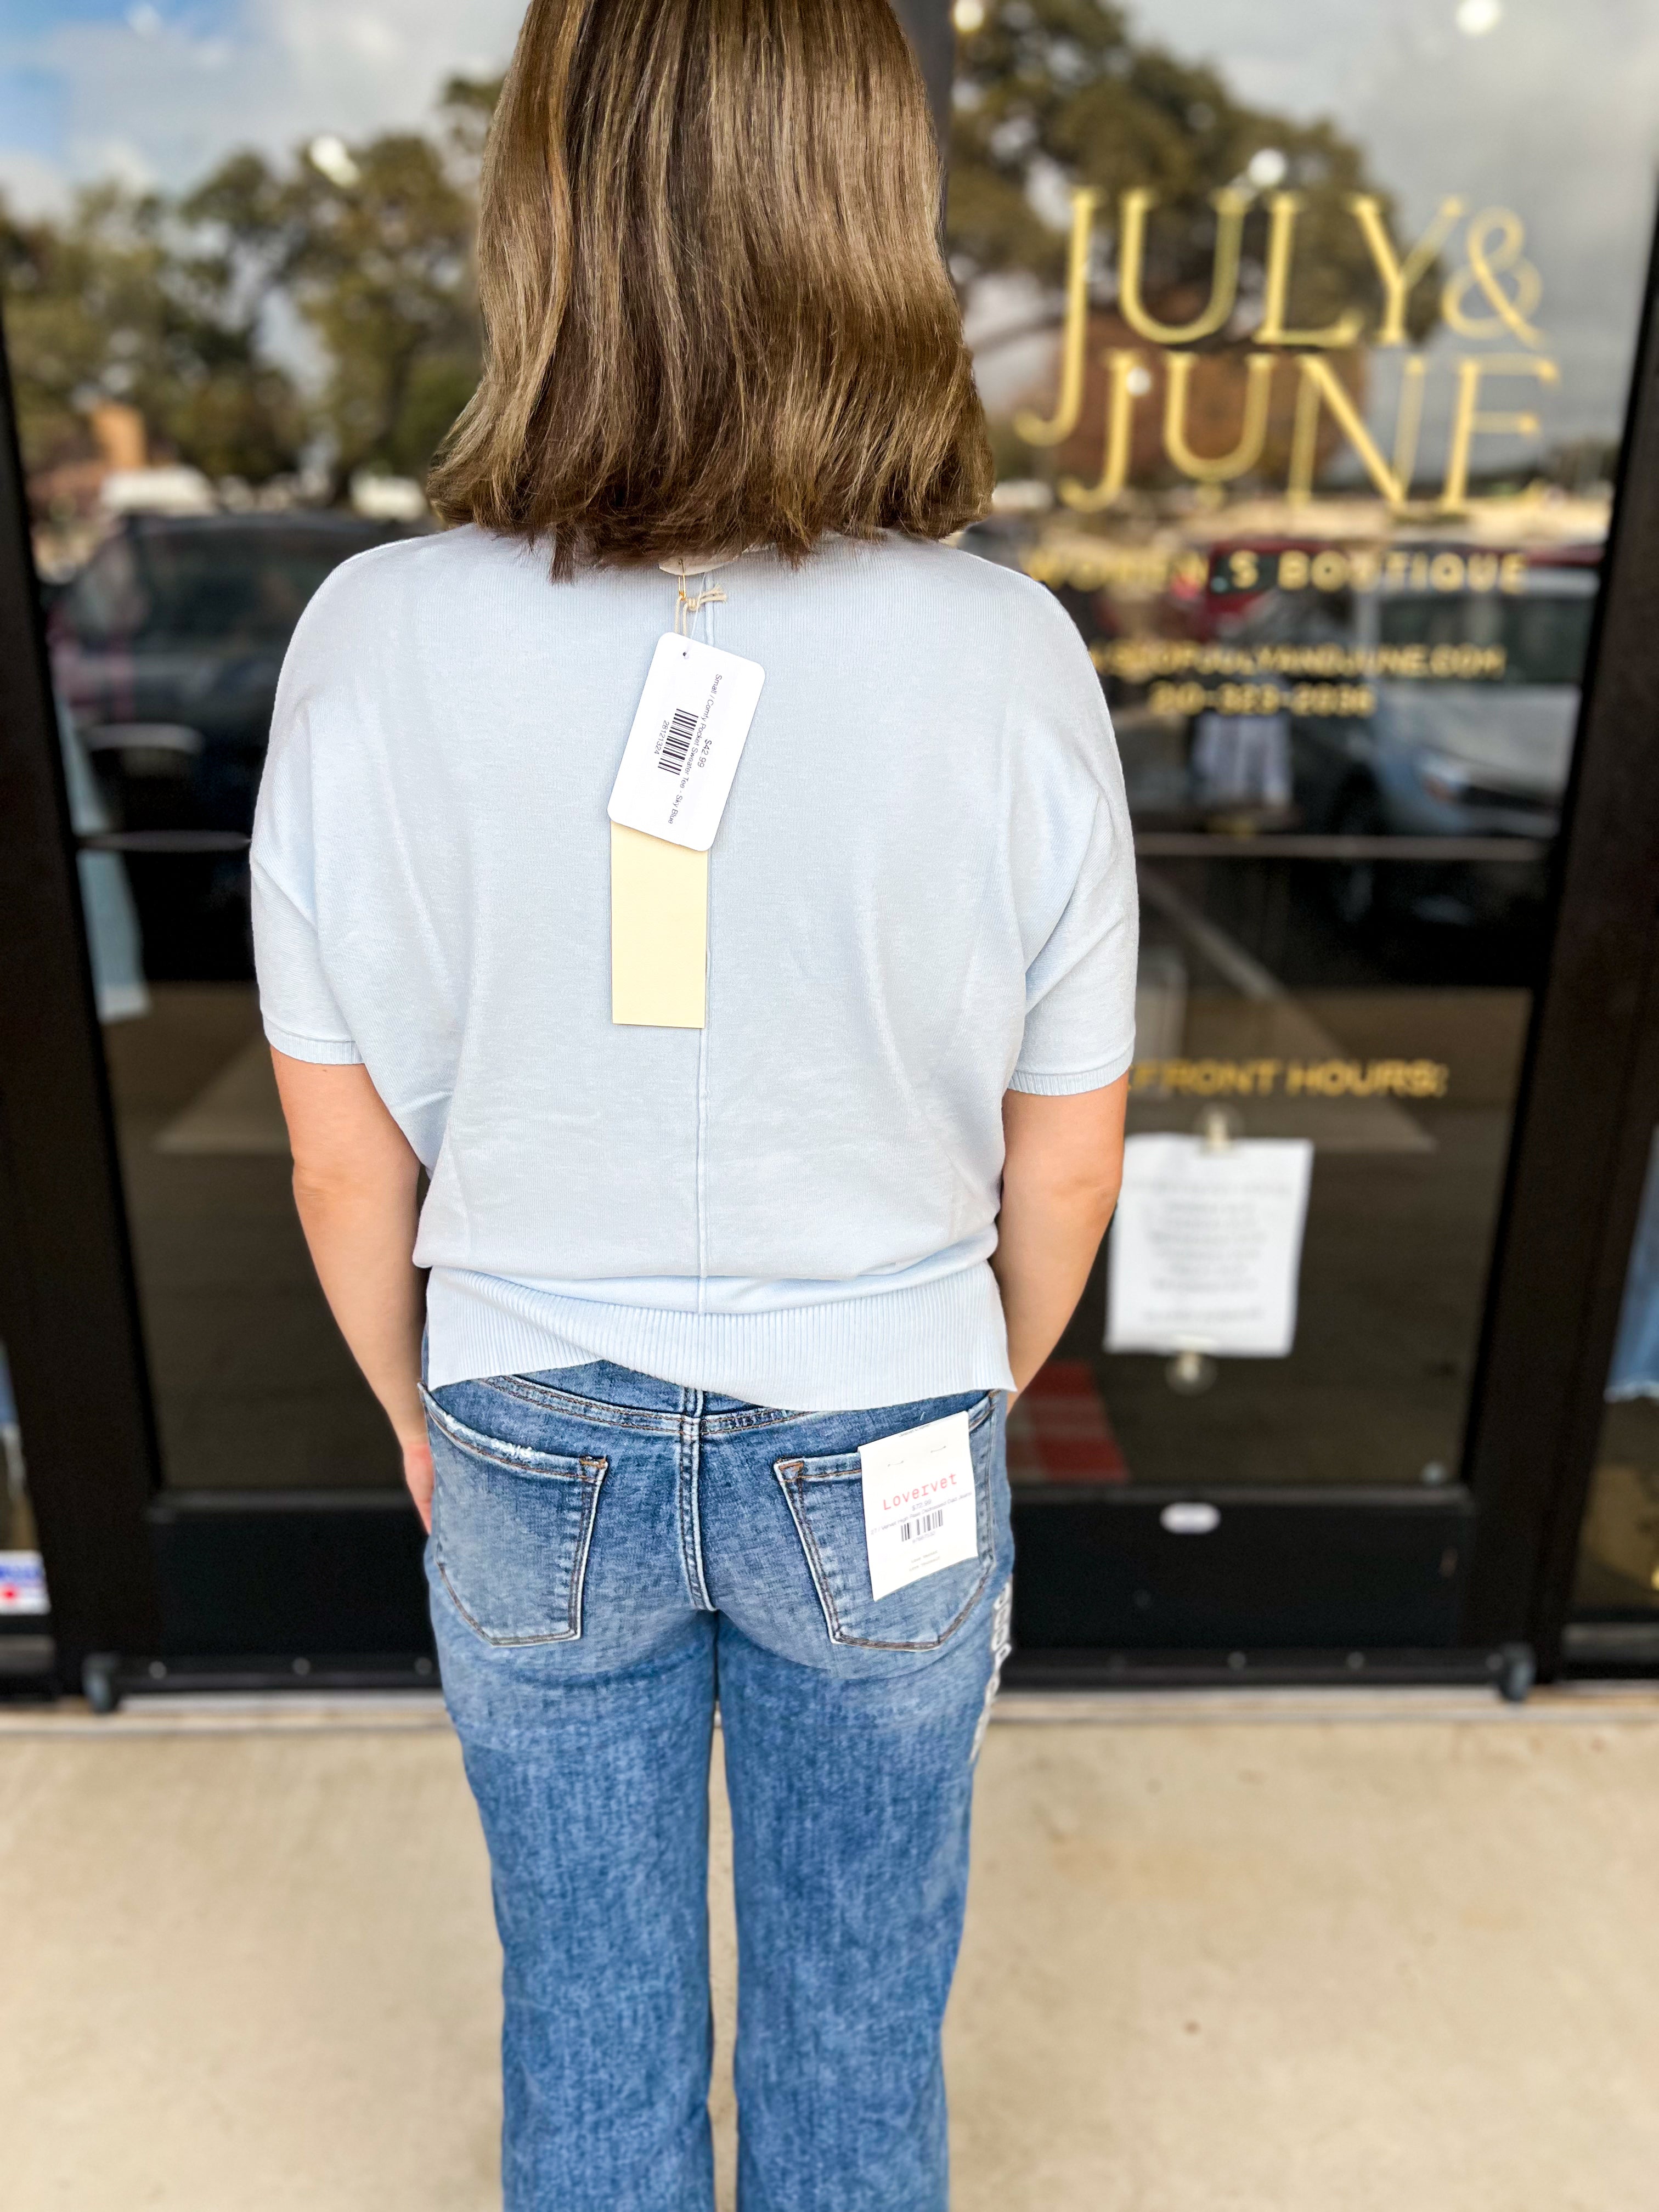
[0,41,483,1673]
[944,0,1659,1664]
[39,514,442,1673]
[2,0,1658,1686]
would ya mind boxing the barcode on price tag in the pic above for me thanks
[859,1410,980,1602]
[607,633,766,853]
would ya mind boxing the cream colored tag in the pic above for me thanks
[610,821,707,1028]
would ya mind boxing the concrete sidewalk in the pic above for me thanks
[2,1686,1656,2210]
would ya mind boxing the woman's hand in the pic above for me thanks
[401,1431,436,1532]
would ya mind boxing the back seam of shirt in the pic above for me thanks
[697,584,715,1306]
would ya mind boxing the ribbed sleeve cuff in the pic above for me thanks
[1006,1042,1135,1096]
[263,1017,365,1065]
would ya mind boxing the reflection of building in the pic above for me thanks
[27,400,149,520]
[27,403,153,577]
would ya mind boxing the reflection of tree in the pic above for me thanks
[184,125,478,495]
[949,0,1437,347]
[1,22,1442,506]
[2,184,303,486]
[1,76,495,503]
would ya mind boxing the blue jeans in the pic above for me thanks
[424,1359,1013,2212]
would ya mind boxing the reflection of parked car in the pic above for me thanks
[1236,548,1598,928]
[49,512,417,836]
[48,512,418,976]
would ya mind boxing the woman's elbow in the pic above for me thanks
[1074,1168,1123,1229]
[1007,1158,1122,1225]
[290,1153,414,1211]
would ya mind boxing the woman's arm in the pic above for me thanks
[269,1052,435,1527]
[992,1076,1129,1397]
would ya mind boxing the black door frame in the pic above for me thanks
[0,330,162,1689]
[1459,198,1659,1669]
[4,21,1659,1699]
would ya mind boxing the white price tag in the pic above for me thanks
[859,1410,980,1602]
[607,634,765,853]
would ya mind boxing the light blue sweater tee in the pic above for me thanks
[251,527,1138,1409]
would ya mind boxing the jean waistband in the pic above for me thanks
[512,1359,763,1418]
[435,1360,994,1443]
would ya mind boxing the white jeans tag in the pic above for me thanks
[859,1410,980,1602]
[607,634,765,853]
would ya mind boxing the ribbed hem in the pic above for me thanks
[426,1261,1015,1412]
[1007,1040,1135,1096]
[262,1017,364,1065]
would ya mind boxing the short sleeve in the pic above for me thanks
[1007,601,1139,1096]
[250,684,364,1067]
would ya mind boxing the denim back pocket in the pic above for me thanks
[423,1389,608,1646]
[774,1395,997,1652]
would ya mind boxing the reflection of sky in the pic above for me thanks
[1146,0,1659,453]
[4,0,177,27]
[0,1,524,207]
[2,0,1656,453]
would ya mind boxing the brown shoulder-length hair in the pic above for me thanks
[427,0,992,573]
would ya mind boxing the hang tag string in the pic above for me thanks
[674,574,727,640]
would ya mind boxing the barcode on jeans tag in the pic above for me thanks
[859,1410,977,1601]
[658,707,698,776]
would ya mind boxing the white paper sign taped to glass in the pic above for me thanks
[1107,1134,1314,1358]
[859,1410,979,1602]
[607,634,766,852]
